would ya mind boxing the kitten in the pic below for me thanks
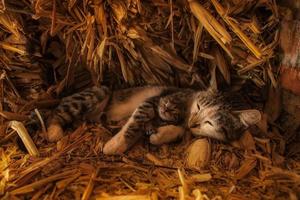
[103,88,194,154]
[143,88,195,135]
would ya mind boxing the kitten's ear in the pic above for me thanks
[234,109,262,127]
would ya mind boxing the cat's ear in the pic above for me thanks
[234,109,261,127]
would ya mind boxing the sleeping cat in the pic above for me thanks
[44,86,261,155]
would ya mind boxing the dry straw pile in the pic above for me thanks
[0,0,299,199]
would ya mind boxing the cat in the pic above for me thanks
[44,86,261,155]
[45,86,189,142]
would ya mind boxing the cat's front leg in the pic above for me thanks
[103,100,156,155]
[150,125,185,145]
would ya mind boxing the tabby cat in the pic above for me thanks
[45,86,261,155]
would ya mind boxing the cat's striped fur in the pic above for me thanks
[46,86,111,141]
[45,86,261,155]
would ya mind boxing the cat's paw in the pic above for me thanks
[46,123,64,142]
[150,125,185,145]
[103,132,128,155]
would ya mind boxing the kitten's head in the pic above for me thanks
[158,96,182,122]
[188,91,261,141]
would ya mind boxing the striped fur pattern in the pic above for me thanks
[188,90,261,142]
[48,86,111,127]
[124,90,193,138]
[103,88,194,154]
[188,90,238,141]
[104,88,261,154]
[45,86,261,154]
[46,86,110,142]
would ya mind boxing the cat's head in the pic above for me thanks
[188,91,261,141]
[158,96,182,122]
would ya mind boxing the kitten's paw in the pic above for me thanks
[103,133,128,155]
[150,125,185,145]
[46,123,64,142]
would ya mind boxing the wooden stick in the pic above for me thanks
[10,120,39,157]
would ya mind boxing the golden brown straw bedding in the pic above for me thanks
[0,0,299,199]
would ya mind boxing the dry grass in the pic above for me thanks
[0,0,299,199]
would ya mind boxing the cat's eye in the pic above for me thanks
[190,123,200,128]
[204,121,213,126]
[197,103,200,110]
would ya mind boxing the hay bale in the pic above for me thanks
[0,0,299,199]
